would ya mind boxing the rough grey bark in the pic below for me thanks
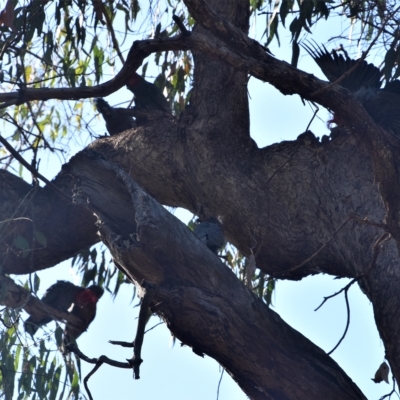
[67,151,366,399]
[1,0,399,398]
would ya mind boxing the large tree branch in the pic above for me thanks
[0,169,98,274]
[0,37,189,105]
[66,151,366,399]
[0,121,385,280]
[1,0,400,389]
[182,0,400,244]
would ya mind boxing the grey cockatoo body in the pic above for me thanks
[25,280,104,340]
[126,72,170,113]
[95,98,136,136]
[125,72,171,126]
[194,217,225,254]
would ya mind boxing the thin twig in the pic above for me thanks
[84,361,102,400]
[65,343,132,400]
[173,14,191,36]
[216,367,225,400]
[0,314,14,328]
[379,374,399,400]
[272,214,388,278]
[315,232,390,312]
[310,56,365,97]
[314,231,390,354]
[109,340,134,348]
[26,100,53,152]
[314,277,359,312]
[0,134,71,200]
[145,321,164,333]
[349,215,387,230]
[305,104,319,132]
[109,321,164,348]
[126,281,157,379]
[102,5,125,64]
[327,287,350,355]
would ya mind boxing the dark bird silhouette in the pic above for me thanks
[303,42,400,137]
[95,98,136,136]
[25,281,104,340]
[372,362,390,384]
[64,284,104,342]
[194,217,225,254]
[126,72,170,120]
[302,42,382,92]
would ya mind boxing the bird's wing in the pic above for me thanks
[24,281,84,336]
[302,41,382,92]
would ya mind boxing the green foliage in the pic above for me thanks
[71,244,135,300]
[258,0,400,73]
[0,0,399,397]
[226,248,277,306]
[0,289,84,399]
[0,0,196,171]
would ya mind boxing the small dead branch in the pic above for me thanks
[67,280,159,400]
[327,283,351,355]
[0,135,70,200]
[144,321,164,333]
[315,232,390,354]
[102,4,125,64]
[216,368,225,400]
[110,281,158,379]
[314,277,359,313]
[349,215,387,230]
[126,281,157,379]
[65,343,131,400]
[305,104,319,132]
[109,339,134,348]
[173,14,191,37]
[379,374,399,400]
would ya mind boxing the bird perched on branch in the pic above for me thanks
[24,281,104,341]
[303,42,400,137]
[63,283,104,345]
[126,72,171,125]
[95,98,136,136]
[194,217,225,255]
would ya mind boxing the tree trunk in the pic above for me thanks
[1,0,399,397]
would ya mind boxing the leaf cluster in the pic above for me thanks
[0,308,81,399]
